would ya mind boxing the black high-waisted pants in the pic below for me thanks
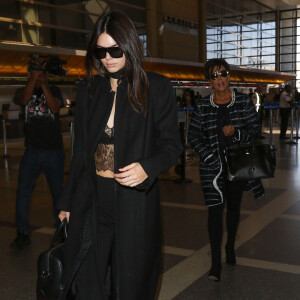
[72,176,115,300]
[207,179,245,264]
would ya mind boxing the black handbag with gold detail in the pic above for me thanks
[226,143,276,181]
[36,219,67,299]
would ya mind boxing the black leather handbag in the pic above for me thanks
[36,219,67,300]
[226,143,276,181]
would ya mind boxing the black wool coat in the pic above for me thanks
[57,72,182,299]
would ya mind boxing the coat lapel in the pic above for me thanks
[87,76,115,156]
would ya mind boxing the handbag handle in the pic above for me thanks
[50,219,68,248]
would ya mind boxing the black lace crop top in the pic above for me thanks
[94,124,114,172]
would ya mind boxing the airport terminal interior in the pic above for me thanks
[1,0,300,299]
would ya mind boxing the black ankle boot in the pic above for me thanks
[208,251,221,281]
[10,230,31,250]
[225,244,236,265]
[208,264,221,281]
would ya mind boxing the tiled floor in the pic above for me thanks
[1,124,300,300]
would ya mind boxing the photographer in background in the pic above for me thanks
[10,59,65,250]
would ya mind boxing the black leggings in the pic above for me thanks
[280,108,290,138]
[72,176,115,300]
[208,179,245,261]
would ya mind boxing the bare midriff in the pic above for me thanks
[96,169,114,178]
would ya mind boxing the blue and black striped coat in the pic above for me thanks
[188,91,264,207]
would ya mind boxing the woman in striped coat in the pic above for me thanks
[188,58,264,281]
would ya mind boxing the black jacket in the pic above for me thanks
[57,72,182,299]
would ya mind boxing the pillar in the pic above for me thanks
[275,10,280,72]
[198,0,207,63]
[146,0,163,58]
[146,0,159,57]
[21,4,39,44]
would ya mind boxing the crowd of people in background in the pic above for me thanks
[250,84,299,139]
[176,89,202,108]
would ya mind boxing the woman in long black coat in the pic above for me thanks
[57,10,182,300]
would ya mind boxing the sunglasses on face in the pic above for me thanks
[94,46,123,59]
[210,70,229,80]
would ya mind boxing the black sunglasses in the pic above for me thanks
[210,70,229,80]
[94,47,123,59]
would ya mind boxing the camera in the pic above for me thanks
[28,54,68,76]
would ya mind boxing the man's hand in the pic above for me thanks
[223,125,235,136]
[29,70,43,82]
[114,162,148,187]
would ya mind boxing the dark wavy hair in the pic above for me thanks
[204,58,230,81]
[86,10,148,115]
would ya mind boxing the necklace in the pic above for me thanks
[210,91,235,108]
[109,68,124,79]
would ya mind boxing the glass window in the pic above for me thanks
[207,12,276,70]
[206,9,300,87]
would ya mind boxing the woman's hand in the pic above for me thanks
[223,125,235,136]
[59,211,70,223]
[114,162,148,187]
